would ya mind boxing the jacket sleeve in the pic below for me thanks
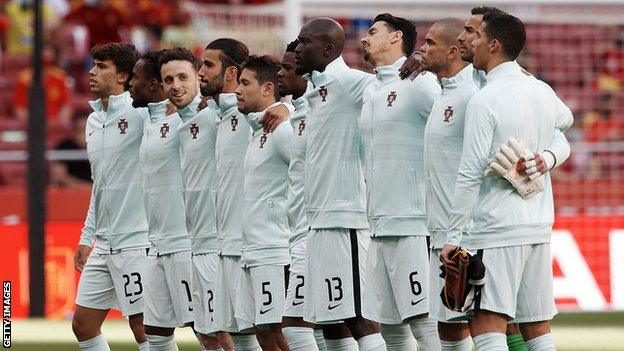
[446,99,495,246]
[410,73,441,121]
[78,185,96,247]
[273,121,293,163]
[544,95,574,169]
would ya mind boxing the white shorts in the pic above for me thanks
[284,241,307,318]
[143,251,194,328]
[75,248,147,317]
[304,228,369,324]
[214,256,254,333]
[192,253,220,334]
[467,243,557,323]
[428,249,467,323]
[235,264,288,326]
[362,236,431,324]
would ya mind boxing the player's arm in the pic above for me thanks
[260,102,295,133]
[399,51,424,80]
[273,121,293,162]
[442,100,495,263]
[519,92,574,179]
[75,185,96,272]
[346,72,376,110]
[409,74,441,120]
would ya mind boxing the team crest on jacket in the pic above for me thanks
[259,132,268,148]
[190,123,199,139]
[231,115,238,131]
[443,106,454,122]
[298,119,306,136]
[319,86,328,102]
[118,118,128,134]
[160,123,169,138]
[387,91,397,107]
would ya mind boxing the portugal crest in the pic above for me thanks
[319,86,328,102]
[298,119,306,136]
[443,106,454,123]
[259,132,268,149]
[118,118,128,134]
[160,123,169,138]
[387,91,397,107]
[231,115,238,131]
[190,123,199,139]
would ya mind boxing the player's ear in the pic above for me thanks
[225,66,238,83]
[448,45,459,58]
[391,30,403,45]
[324,43,336,57]
[117,72,129,86]
[489,38,499,54]
[263,81,274,97]
[147,77,159,91]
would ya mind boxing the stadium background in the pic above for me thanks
[0,0,622,349]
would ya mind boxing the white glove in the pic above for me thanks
[485,138,544,200]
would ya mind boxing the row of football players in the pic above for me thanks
[71,6,572,351]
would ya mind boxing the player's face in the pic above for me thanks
[295,26,325,75]
[458,14,483,62]
[129,59,151,108]
[88,59,125,97]
[198,49,225,98]
[420,26,450,73]
[277,51,305,97]
[471,22,490,71]
[235,68,263,114]
[161,60,199,109]
[361,21,393,65]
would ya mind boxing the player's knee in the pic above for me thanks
[321,323,352,339]
[145,325,175,336]
[438,322,470,341]
[72,315,97,341]
[344,317,381,339]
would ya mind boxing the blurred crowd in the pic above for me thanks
[0,0,623,188]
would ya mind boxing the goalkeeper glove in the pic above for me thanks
[485,138,544,200]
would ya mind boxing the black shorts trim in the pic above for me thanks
[474,249,484,311]
[349,229,362,317]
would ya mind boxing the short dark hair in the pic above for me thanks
[90,43,140,90]
[206,38,249,79]
[242,55,281,101]
[158,47,200,71]
[471,6,506,16]
[373,13,417,56]
[285,39,299,53]
[140,50,164,82]
[482,12,526,60]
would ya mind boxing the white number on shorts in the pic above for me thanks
[324,277,343,302]
[262,281,273,306]
[122,272,143,297]
[409,271,422,296]
[181,280,193,311]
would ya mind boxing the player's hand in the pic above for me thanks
[198,96,211,111]
[166,101,177,116]
[399,51,424,80]
[260,104,289,133]
[440,244,459,274]
[74,244,91,272]
[517,153,547,181]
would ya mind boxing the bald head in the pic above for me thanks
[304,17,346,54]
[431,18,465,46]
[295,17,346,74]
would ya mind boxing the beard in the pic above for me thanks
[200,74,224,97]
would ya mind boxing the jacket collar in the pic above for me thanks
[147,99,169,122]
[303,55,347,87]
[440,64,474,90]
[485,60,521,83]
[89,91,130,114]
[177,93,203,121]
[245,101,282,133]
[374,56,405,82]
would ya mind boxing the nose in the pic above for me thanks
[419,43,426,53]
[277,68,285,79]
[88,66,96,76]
[360,36,367,47]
